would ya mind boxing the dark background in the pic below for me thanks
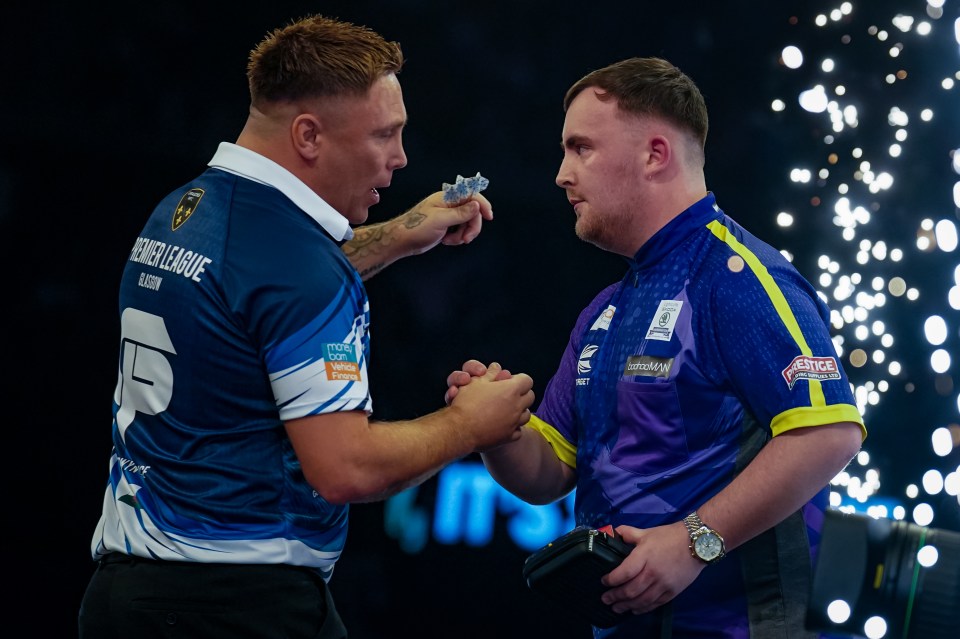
[5,1,959,637]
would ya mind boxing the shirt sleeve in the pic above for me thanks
[533,283,621,461]
[703,221,866,440]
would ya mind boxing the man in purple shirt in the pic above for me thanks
[450,57,865,637]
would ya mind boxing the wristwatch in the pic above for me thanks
[683,512,725,564]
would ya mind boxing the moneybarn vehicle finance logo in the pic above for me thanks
[323,343,361,381]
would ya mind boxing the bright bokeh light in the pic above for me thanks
[799,85,829,112]
[826,599,852,623]
[922,469,944,494]
[936,219,958,251]
[771,0,960,529]
[913,502,935,526]
[924,315,948,344]
[932,427,954,456]
[917,544,939,567]
[931,348,951,373]
[864,616,889,639]
[782,45,804,68]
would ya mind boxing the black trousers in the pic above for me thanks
[78,554,347,639]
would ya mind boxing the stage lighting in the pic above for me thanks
[807,509,960,639]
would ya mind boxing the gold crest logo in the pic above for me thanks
[172,188,204,231]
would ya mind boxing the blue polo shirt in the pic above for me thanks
[90,143,370,581]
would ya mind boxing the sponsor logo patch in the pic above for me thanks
[781,355,841,389]
[324,343,361,381]
[172,188,204,231]
[590,305,616,331]
[577,344,598,375]
[645,300,683,341]
[623,355,674,378]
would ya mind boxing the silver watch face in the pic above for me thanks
[694,532,723,561]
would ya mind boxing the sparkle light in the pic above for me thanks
[782,45,804,68]
[772,1,960,527]
[922,469,944,494]
[799,84,829,112]
[827,599,852,623]
[924,315,948,344]
[863,616,889,639]
[935,219,958,250]
[917,544,939,567]
[913,502,935,526]
[932,426,954,456]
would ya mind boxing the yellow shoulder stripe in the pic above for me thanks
[707,220,866,439]
[707,220,827,408]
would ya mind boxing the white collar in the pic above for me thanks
[207,142,353,241]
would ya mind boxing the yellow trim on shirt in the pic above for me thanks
[526,415,577,469]
[771,404,866,440]
[708,220,826,407]
[708,220,866,441]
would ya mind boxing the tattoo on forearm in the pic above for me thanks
[358,263,385,279]
[403,209,426,229]
[341,214,411,280]
[343,223,389,257]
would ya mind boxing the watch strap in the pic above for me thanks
[683,512,706,537]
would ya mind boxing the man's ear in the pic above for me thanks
[291,113,322,161]
[646,134,672,174]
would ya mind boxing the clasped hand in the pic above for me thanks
[599,522,705,615]
[444,359,533,452]
[444,359,514,405]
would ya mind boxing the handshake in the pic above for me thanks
[443,359,534,452]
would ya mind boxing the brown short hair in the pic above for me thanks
[247,14,405,106]
[564,57,708,150]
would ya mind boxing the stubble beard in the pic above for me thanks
[575,207,625,254]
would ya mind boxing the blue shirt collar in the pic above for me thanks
[630,192,721,270]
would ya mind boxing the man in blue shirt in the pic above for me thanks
[78,14,534,639]
[451,57,865,637]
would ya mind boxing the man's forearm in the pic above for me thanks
[342,216,414,280]
[697,421,863,550]
[341,192,490,279]
[481,427,576,505]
